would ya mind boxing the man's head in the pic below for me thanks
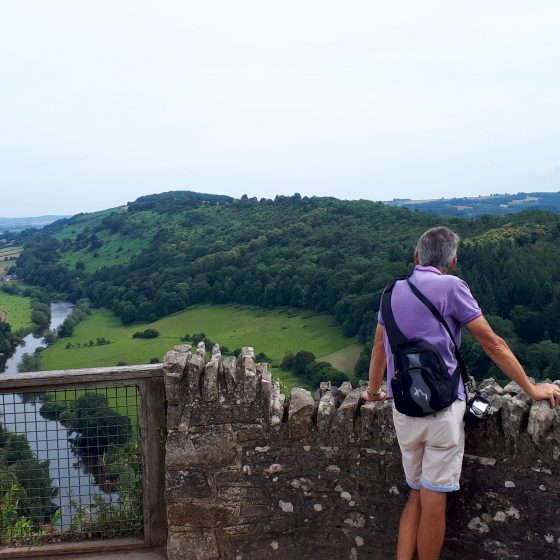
[415,226,460,273]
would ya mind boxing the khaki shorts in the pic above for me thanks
[392,399,466,492]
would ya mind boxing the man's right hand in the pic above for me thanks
[529,383,560,409]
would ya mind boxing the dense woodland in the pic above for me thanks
[11,190,560,382]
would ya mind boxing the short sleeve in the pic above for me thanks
[451,279,482,326]
[377,308,384,326]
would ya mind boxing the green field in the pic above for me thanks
[0,246,22,277]
[320,343,365,374]
[40,304,359,392]
[0,291,33,331]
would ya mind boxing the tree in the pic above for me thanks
[293,351,316,375]
[43,330,57,346]
[30,309,49,329]
[0,431,55,526]
[67,393,132,455]
[510,305,543,344]
[0,322,19,354]
[281,352,295,370]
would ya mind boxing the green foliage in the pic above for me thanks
[69,442,143,538]
[30,309,49,328]
[65,336,112,350]
[17,351,42,372]
[281,352,295,370]
[293,350,316,375]
[67,393,132,455]
[0,429,55,529]
[524,340,560,381]
[39,393,69,420]
[0,483,22,539]
[280,350,350,386]
[132,328,159,339]
[354,341,373,379]
[0,321,20,354]
[304,360,344,384]
[57,300,91,337]
[128,190,233,213]
[181,332,217,350]
[43,329,58,346]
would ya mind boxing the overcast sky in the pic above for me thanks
[1,1,560,217]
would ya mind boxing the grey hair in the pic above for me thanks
[415,227,460,271]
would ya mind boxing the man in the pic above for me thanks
[361,226,560,560]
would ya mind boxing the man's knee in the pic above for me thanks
[419,487,447,515]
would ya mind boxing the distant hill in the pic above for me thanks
[0,215,70,232]
[387,191,560,217]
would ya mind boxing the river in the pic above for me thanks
[1,301,75,373]
[0,302,117,530]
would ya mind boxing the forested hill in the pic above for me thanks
[388,191,560,217]
[12,190,560,380]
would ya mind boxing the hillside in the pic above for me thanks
[388,191,560,217]
[11,190,560,381]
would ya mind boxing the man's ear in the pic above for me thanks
[414,251,420,265]
[448,256,458,272]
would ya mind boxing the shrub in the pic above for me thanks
[132,329,160,339]
[281,352,295,369]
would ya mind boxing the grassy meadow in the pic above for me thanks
[40,304,361,392]
[0,246,22,277]
[0,290,33,331]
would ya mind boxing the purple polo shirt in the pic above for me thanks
[378,265,482,400]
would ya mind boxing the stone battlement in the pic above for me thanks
[163,344,560,560]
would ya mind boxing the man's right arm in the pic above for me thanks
[466,315,560,408]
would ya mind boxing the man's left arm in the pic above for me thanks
[361,324,387,402]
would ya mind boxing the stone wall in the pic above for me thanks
[163,344,560,560]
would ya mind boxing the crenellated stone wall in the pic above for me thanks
[163,344,560,560]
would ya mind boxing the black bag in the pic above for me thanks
[382,276,467,417]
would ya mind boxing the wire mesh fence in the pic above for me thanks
[0,385,143,547]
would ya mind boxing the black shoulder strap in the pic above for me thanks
[380,276,409,355]
[406,278,469,384]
